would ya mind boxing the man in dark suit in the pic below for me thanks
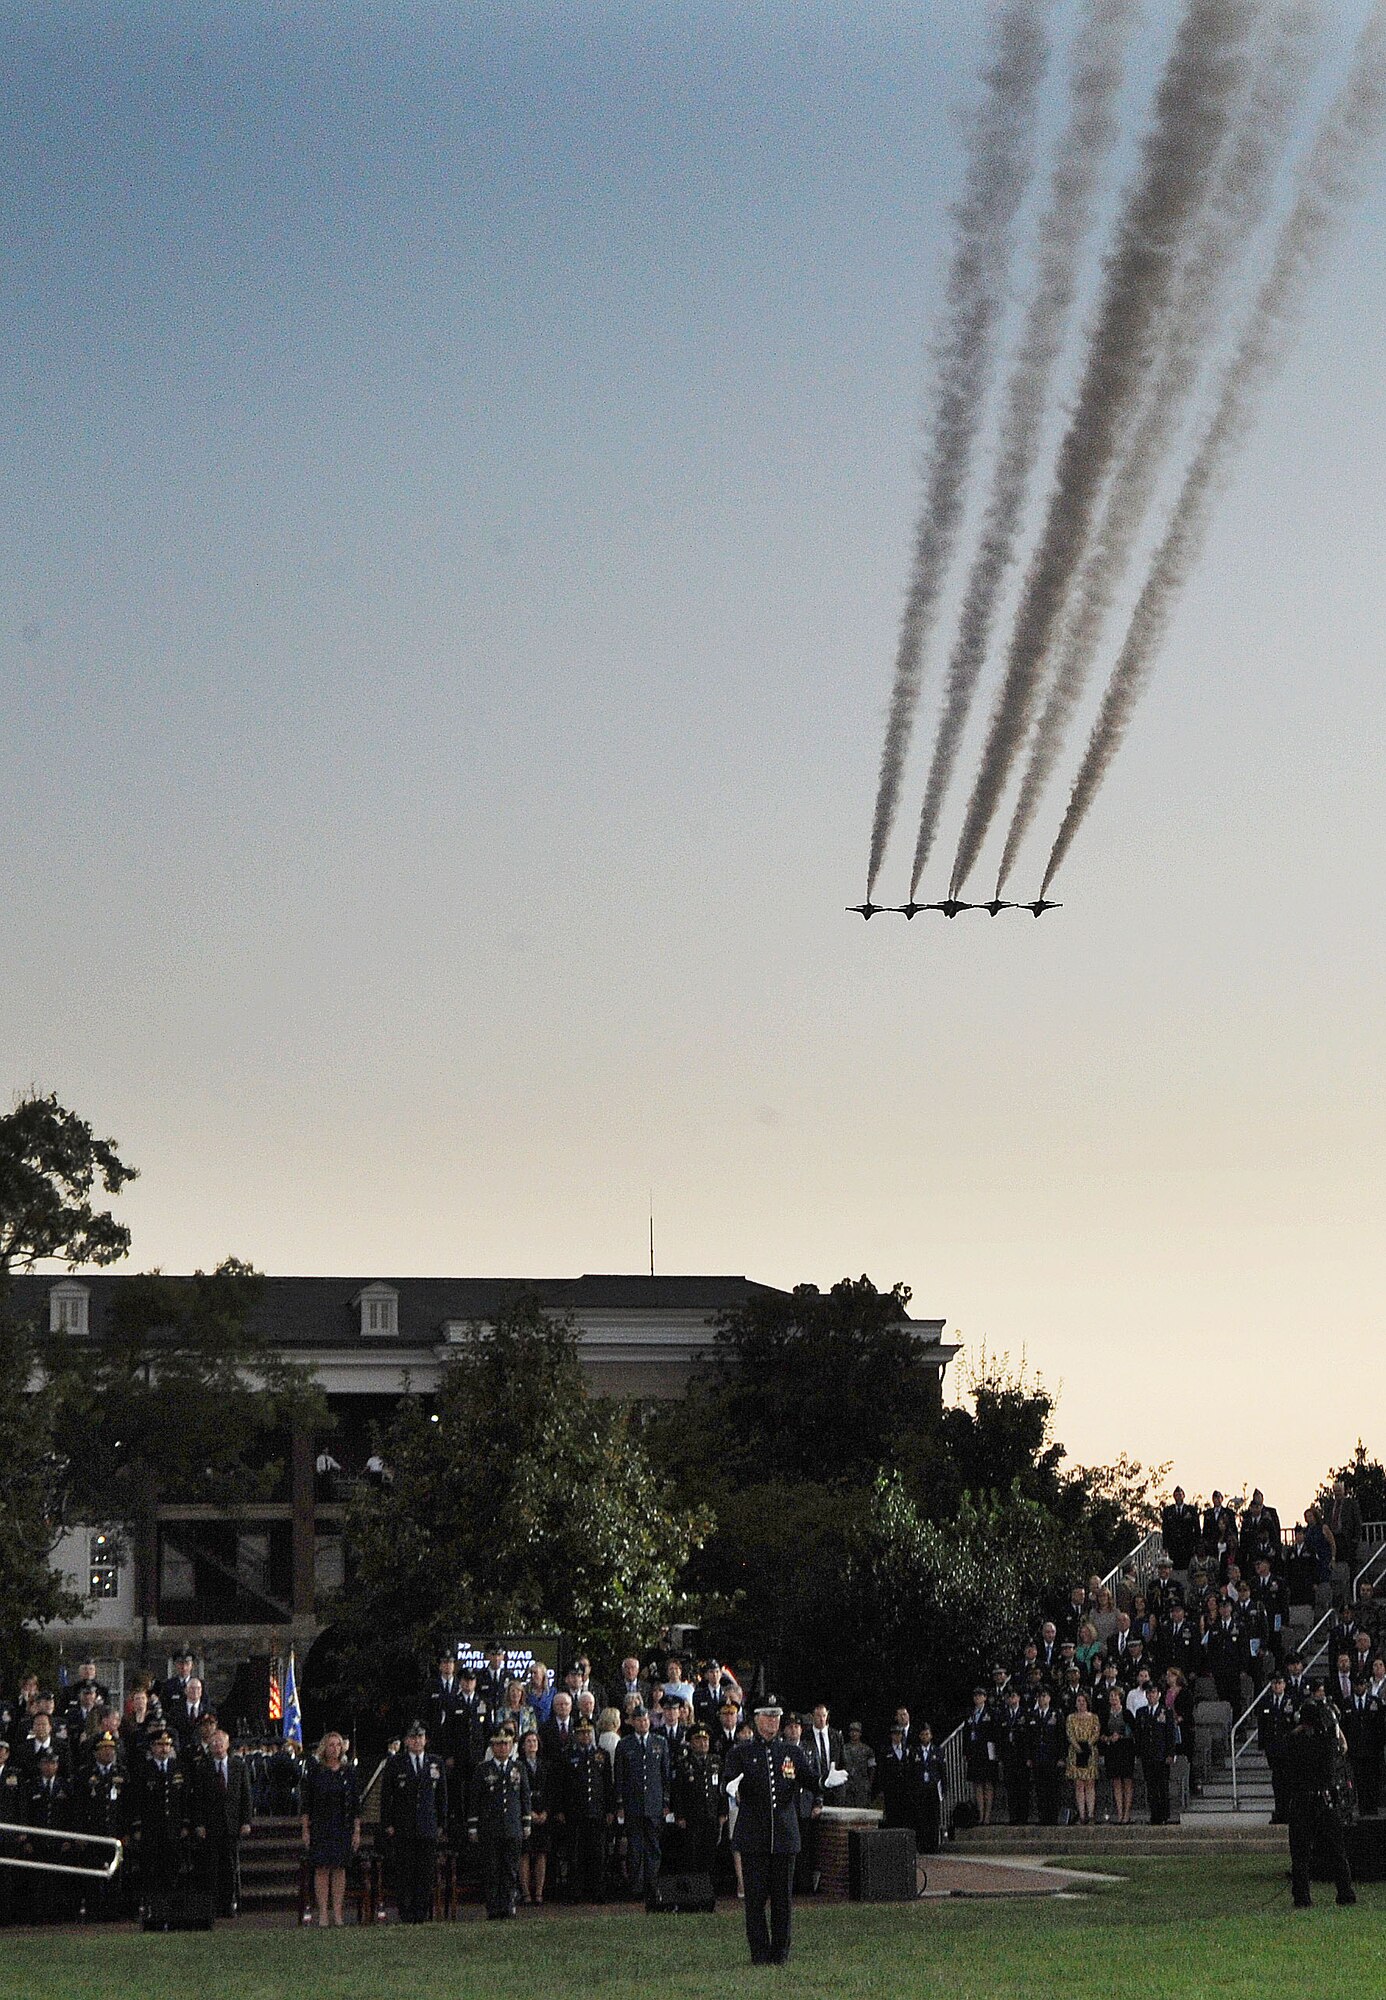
[614,1656,652,1711]
[382,1722,448,1922]
[805,1704,844,1789]
[426,1654,462,1744]
[722,1696,821,1965]
[712,1698,741,1761]
[192,1728,253,1916]
[878,1724,915,1828]
[1133,1690,1179,1825]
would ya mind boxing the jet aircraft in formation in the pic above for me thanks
[846,899,1061,919]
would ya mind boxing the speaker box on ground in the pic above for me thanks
[142,1888,216,1931]
[646,1871,715,1913]
[849,1827,917,1901]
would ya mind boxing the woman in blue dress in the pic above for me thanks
[300,1732,361,1927]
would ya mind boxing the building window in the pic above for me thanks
[314,1534,346,1595]
[49,1284,90,1338]
[356,1285,399,1337]
[236,1533,270,1599]
[160,1537,196,1602]
[88,1532,120,1600]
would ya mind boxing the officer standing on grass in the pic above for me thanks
[383,1722,448,1923]
[722,1695,821,1966]
[471,1726,531,1919]
[1284,1697,1356,1911]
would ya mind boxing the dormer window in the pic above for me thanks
[356,1284,399,1338]
[49,1282,90,1338]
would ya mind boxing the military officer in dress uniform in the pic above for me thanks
[721,1695,821,1966]
[671,1721,724,1878]
[22,1747,76,1923]
[382,1722,448,1922]
[131,1725,191,1916]
[612,1702,672,1898]
[0,1741,22,1926]
[470,1726,532,1918]
[1259,1671,1297,1822]
[557,1716,612,1902]
[448,1666,488,1841]
[78,1731,130,1919]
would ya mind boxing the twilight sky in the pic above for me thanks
[3,1,1384,1514]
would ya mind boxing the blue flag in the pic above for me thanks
[283,1648,303,1745]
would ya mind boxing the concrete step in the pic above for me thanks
[959,1820,1282,1851]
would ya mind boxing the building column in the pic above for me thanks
[290,1428,316,1621]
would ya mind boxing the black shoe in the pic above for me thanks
[1337,1894,1357,1906]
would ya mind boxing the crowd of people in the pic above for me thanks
[945,1483,1384,1832]
[1,1479,1380,1929]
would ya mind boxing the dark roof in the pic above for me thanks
[7,1272,809,1350]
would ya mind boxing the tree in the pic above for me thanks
[42,1260,324,1523]
[0,1301,83,1676]
[649,1276,939,1491]
[339,1293,707,1703]
[852,1472,1074,1714]
[1324,1442,1386,1525]
[39,1261,325,1643]
[0,1091,137,1274]
[651,1297,1163,1729]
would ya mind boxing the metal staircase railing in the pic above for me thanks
[1227,1525,1386,1810]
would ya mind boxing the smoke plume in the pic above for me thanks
[995,0,1319,893]
[1043,2,1386,894]
[948,0,1254,896]
[864,0,1049,897]
[907,0,1141,898]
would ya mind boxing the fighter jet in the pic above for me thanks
[891,901,931,920]
[847,902,883,920]
[932,898,975,918]
[981,899,1020,916]
[1026,898,1062,916]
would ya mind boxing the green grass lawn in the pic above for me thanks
[0,1859,1379,2000]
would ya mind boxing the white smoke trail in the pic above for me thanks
[1043,2,1386,894]
[907,0,1143,899]
[996,0,1319,893]
[948,0,1255,896]
[864,0,1050,897]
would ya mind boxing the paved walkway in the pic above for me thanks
[919,1854,1121,1899]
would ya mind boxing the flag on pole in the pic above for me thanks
[268,1660,283,1724]
[283,1647,303,1745]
